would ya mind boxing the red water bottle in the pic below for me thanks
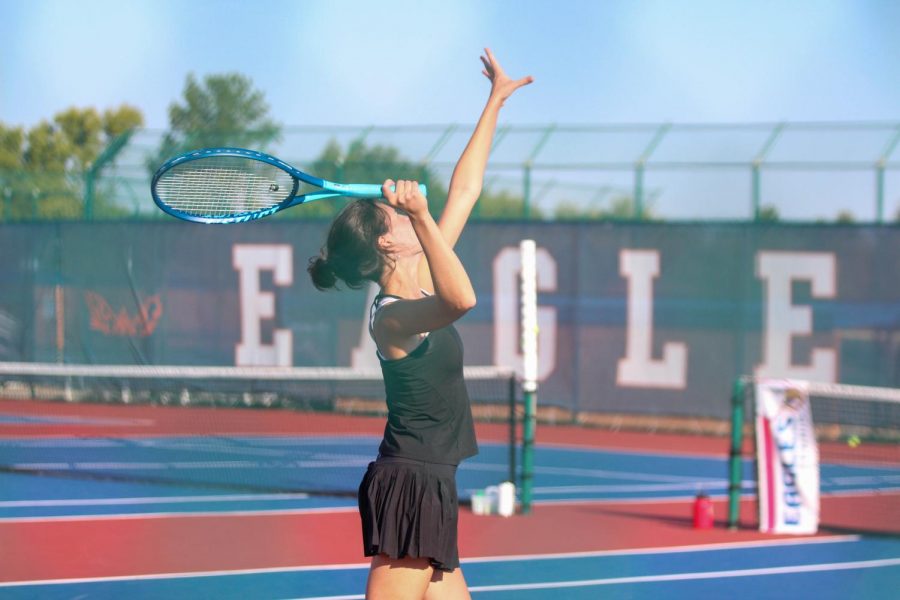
[693,491,714,529]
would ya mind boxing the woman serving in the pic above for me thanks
[308,48,532,600]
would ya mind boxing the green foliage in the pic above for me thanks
[289,138,553,221]
[149,73,281,173]
[0,106,144,221]
[554,194,654,221]
[281,138,446,219]
[757,204,780,222]
[835,210,855,224]
[103,105,143,138]
[477,189,542,219]
[0,125,24,171]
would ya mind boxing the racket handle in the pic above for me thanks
[386,183,429,198]
[343,183,428,198]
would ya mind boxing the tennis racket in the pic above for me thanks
[151,147,427,224]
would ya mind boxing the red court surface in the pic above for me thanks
[3,497,805,583]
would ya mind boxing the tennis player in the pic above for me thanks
[308,49,531,600]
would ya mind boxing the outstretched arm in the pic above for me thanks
[419,48,532,290]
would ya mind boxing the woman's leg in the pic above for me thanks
[424,567,471,600]
[365,554,433,600]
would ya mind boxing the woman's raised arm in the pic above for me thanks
[418,48,532,290]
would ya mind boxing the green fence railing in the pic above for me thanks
[2,121,899,223]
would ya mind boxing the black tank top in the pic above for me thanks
[371,295,478,465]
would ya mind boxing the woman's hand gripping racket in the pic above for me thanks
[151,147,427,224]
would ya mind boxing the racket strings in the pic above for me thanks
[155,156,296,217]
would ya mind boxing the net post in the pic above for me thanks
[727,376,747,530]
[520,239,538,514]
[508,374,517,486]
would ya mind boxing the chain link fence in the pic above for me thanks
[2,122,899,223]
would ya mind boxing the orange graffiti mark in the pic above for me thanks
[84,292,163,337]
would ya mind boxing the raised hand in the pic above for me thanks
[481,47,533,104]
[382,179,428,218]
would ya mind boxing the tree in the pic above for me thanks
[757,204,780,222]
[149,73,281,173]
[478,189,542,219]
[286,138,444,219]
[0,105,144,221]
[554,194,656,221]
[295,138,554,221]
[835,210,855,224]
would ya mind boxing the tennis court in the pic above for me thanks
[2,7,899,595]
[1,388,897,598]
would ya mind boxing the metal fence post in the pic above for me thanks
[523,161,532,219]
[84,129,135,220]
[752,123,785,222]
[877,126,900,223]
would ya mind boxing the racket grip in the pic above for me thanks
[346,183,428,198]
[385,183,429,197]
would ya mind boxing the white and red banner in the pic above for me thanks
[755,379,820,534]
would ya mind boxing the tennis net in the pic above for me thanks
[0,362,517,500]
[728,377,900,535]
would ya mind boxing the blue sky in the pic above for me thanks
[2,0,898,129]
[1,0,899,220]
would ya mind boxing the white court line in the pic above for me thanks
[11,483,888,521]
[529,492,749,506]
[828,474,900,485]
[461,534,860,563]
[462,558,900,594]
[822,486,900,497]
[0,493,311,508]
[9,458,372,470]
[0,487,716,517]
[0,505,358,523]
[289,557,900,599]
[0,535,861,588]
[531,440,726,459]
[529,481,729,494]
[529,464,718,483]
[0,414,154,426]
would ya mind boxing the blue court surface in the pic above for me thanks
[1,436,897,518]
[2,537,898,599]
[2,435,898,598]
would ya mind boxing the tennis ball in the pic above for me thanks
[847,435,861,448]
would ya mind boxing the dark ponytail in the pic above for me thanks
[307,256,338,290]
[307,200,390,290]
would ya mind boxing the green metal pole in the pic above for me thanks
[519,239,538,514]
[523,162,532,219]
[634,162,644,219]
[521,387,536,513]
[508,375,517,487]
[877,126,900,223]
[84,129,135,220]
[84,170,95,221]
[633,123,670,220]
[752,163,761,221]
[752,123,785,222]
[727,377,747,530]
[2,187,10,221]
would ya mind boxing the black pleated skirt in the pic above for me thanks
[358,455,460,571]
